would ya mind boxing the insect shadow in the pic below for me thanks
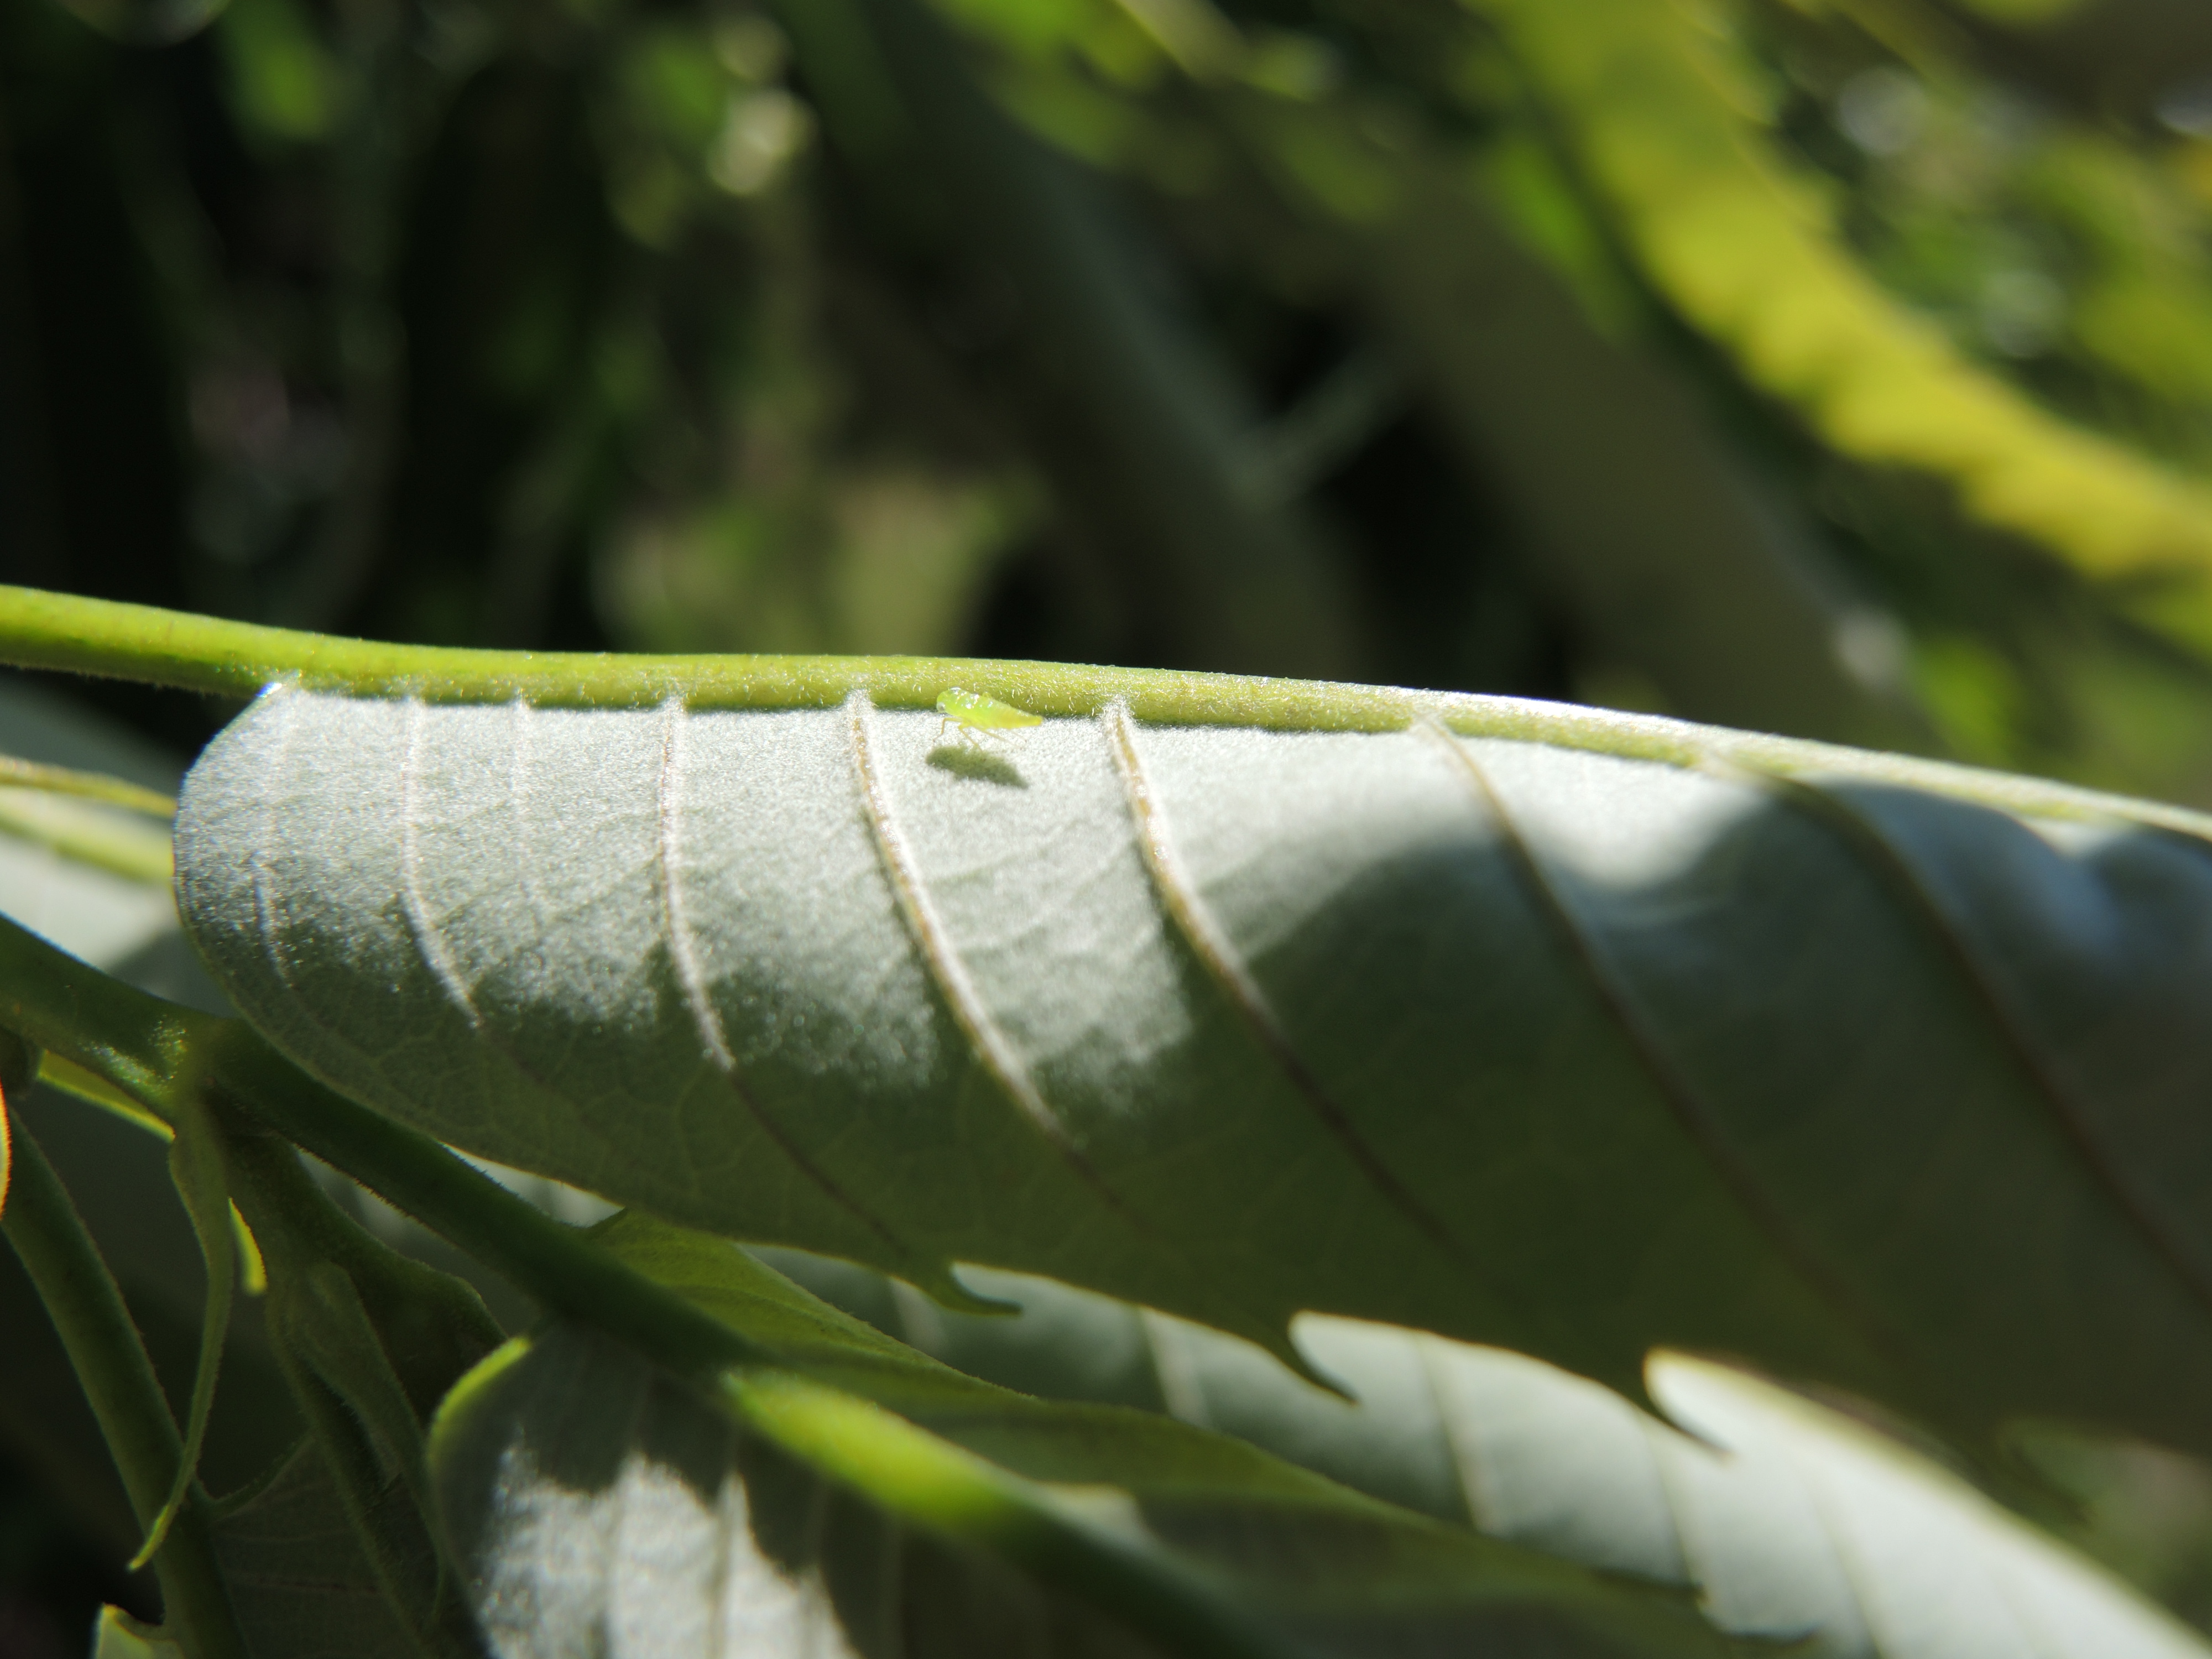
[927,744,1028,787]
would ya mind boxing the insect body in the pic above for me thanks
[936,687,1043,749]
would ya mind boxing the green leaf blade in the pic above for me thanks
[174,683,2212,1461]
[210,1442,424,1659]
[758,1246,2212,1659]
[425,1220,1729,1659]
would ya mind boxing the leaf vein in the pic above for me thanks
[1417,721,1922,1393]
[389,700,675,1181]
[1103,702,1479,1271]
[1761,770,2212,1327]
[1138,1307,1213,1428]
[399,698,487,1031]
[1768,1421,1896,1659]
[655,700,916,1257]
[236,690,535,1157]
[844,693,1126,1206]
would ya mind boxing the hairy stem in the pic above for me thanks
[0,581,1405,725]
[0,1110,248,1659]
[1,585,2206,839]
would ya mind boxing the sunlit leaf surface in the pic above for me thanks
[176,685,2212,1463]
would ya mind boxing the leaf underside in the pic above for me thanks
[426,1217,1728,1659]
[174,686,2212,1462]
[760,1244,2212,1659]
[211,1442,422,1659]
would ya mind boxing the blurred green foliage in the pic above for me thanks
[14,0,2212,792]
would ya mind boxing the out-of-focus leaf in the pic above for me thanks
[1928,0,2212,119]
[763,1247,2212,1658]
[222,1113,505,1659]
[175,679,2212,1465]
[216,0,345,146]
[424,1214,1726,1659]
[0,788,173,885]
[0,680,188,964]
[1347,156,1923,745]
[1941,0,2083,23]
[2018,135,2212,413]
[91,1604,182,1659]
[938,0,1931,743]
[54,0,226,48]
[1481,0,2212,611]
[787,0,1369,682]
[0,757,173,817]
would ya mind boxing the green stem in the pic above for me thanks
[214,1044,1278,1659]
[730,1371,1283,1659]
[208,1027,754,1375]
[0,910,750,1377]
[0,583,2204,835]
[0,1112,249,1659]
[0,581,1408,726]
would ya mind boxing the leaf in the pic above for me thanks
[0,678,197,997]
[209,1441,424,1659]
[0,792,174,886]
[91,1605,184,1659]
[173,682,2212,1460]
[276,1262,437,1524]
[424,1213,1726,1659]
[1473,0,2212,601]
[760,1245,2212,1658]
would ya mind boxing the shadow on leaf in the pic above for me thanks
[927,745,1026,788]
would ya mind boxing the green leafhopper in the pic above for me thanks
[936,687,1043,749]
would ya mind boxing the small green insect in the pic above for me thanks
[936,687,1043,749]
